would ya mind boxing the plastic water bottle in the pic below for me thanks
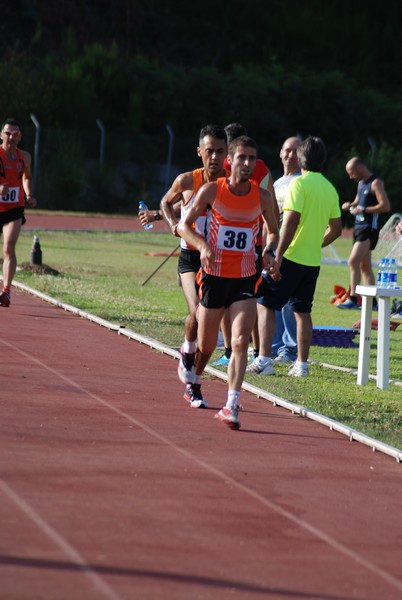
[138,201,153,230]
[380,257,390,288]
[377,258,384,287]
[355,205,365,223]
[389,258,398,289]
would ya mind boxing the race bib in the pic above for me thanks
[216,225,253,252]
[0,186,20,204]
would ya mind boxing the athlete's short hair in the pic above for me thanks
[199,124,227,144]
[1,117,22,132]
[228,135,258,157]
[297,136,326,172]
[224,123,247,144]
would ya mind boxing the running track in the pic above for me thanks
[0,213,401,599]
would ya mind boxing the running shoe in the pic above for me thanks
[177,346,195,384]
[184,384,208,408]
[0,291,10,308]
[288,363,309,377]
[215,405,241,430]
[337,298,359,310]
[212,354,231,367]
[274,354,295,364]
[246,357,275,375]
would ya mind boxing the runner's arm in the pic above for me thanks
[22,150,37,207]
[160,172,193,236]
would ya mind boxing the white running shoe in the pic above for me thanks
[215,405,241,430]
[274,354,295,364]
[184,384,208,408]
[288,362,309,377]
[246,357,275,375]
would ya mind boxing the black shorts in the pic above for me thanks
[178,248,201,275]
[0,206,26,231]
[257,257,320,313]
[353,227,379,250]
[198,270,259,309]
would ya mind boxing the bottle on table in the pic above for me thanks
[389,258,398,289]
[380,257,390,288]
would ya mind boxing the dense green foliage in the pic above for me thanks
[1,1,402,215]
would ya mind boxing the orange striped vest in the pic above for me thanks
[204,178,261,277]
[0,148,25,212]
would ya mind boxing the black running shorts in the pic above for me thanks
[0,206,26,231]
[198,270,259,309]
[178,248,201,274]
[257,257,320,314]
[353,227,379,250]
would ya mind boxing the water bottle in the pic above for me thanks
[30,235,42,266]
[355,205,365,223]
[380,257,390,288]
[138,201,153,230]
[389,258,398,289]
[377,258,384,287]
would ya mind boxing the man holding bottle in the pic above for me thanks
[338,157,390,309]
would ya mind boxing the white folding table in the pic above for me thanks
[356,285,402,390]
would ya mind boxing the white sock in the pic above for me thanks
[226,390,240,409]
[193,374,201,384]
[296,360,308,368]
[183,339,197,353]
[258,355,271,364]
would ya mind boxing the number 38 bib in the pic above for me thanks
[217,225,253,252]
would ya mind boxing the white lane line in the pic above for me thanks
[0,479,122,600]
[2,337,402,595]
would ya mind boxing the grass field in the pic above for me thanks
[13,227,402,450]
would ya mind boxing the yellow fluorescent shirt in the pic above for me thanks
[283,171,340,266]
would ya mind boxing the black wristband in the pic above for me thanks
[154,211,162,221]
[264,249,276,258]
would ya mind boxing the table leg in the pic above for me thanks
[357,295,372,385]
[376,296,390,390]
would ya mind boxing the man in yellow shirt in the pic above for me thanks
[250,137,342,377]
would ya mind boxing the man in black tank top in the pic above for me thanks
[338,157,390,309]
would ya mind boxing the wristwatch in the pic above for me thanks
[154,211,162,221]
[264,249,276,258]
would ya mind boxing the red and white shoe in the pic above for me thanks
[215,405,241,430]
[184,384,208,408]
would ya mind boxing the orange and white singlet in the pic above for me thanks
[0,147,25,213]
[204,178,261,278]
[180,168,208,251]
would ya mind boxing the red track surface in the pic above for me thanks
[0,214,401,599]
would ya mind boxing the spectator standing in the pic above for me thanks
[270,136,301,364]
[249,136,342,377]
[338,157,390,309]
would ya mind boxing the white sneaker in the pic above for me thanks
[274,354,294,364]
[288,362,309,377]
[246,357,275,375]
